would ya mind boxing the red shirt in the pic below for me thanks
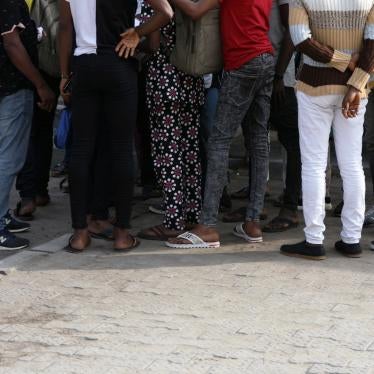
[219,0,273,71]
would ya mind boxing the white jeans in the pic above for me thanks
[297,92,367,244]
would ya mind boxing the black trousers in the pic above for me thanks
[270,87,301,211]
[87,121,112,221]
[69,54,138,229]
[16,71,60,199]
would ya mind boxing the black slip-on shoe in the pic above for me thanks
[335,240,362,258]
[281,240,326,261]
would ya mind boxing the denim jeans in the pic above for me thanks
[0,89,34,230]
[201,54,274,226]
[200,87,220,192]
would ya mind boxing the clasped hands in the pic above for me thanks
[342,52,361,119]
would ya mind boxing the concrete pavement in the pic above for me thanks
[0,170,373,373]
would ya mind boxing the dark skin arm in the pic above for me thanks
[272,3,295,108]
[3,29,55,111]
[58,0,73,104]
[168,0,218,20]
[116,0,173,58]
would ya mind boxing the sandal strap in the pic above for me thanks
[151,225,167,236]
[176,232,205,245]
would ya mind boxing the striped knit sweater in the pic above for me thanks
[289,0,374,96]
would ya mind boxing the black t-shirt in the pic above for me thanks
[67,0,137,55]
[0,0,38,97]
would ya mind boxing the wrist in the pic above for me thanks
[134,26,143,38]
[61,73,70,80]
[348,85,360,93]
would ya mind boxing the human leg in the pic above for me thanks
[0,89,34,249]
[102,57,137,249]
[333,97,366,244]
[296,92,334,244]
[68,56,101,250]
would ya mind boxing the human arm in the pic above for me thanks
[168,0,219,21]
[346,5,374,92]
[116,0,173,58]
[342,6,374,118]
[58,0,74,103]
[0,5,54,111]
[289,0,356,73]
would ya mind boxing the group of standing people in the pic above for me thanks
[0,0,373,261]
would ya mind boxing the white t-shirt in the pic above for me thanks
[268,0,296,88]
[135,0,143,27]
[65,0,137,56]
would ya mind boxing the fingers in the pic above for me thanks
[342,101,350,119]
[116,40,136,59]
[342,103,359,119]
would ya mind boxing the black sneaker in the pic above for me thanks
[4,211,30,233]
[370,241,374,251]
[335,240,362,258]
[280,241,326,260]
[0,230,29,251]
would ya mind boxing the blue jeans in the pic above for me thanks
[0,89,34,230]
[201,54,274,225]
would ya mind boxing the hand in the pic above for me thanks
[37,84,55,112]
[59,78,71,106]
[348,52,359,72]
[272,78,286,109]
[342,86,361,119]
[115,28,140,59]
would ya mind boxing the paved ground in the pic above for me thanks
[0,157,373,373]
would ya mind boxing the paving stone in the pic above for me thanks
[0,173,373,372]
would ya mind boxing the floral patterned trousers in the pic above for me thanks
[149,98,202,231]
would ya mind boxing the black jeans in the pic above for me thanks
[70,54,137,229]
[16,71,60,199]
[270,87,301,211]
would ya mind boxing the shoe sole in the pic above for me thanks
[165,241,221,249]
[335,249,362,258]
[281,251,326,261]
[8,227,31,234]
[232,230,263,244]
[0,244,29,251]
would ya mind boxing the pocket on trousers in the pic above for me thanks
[221,72,256,107]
